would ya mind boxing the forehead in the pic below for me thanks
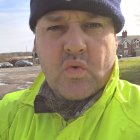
[38,10,112,23]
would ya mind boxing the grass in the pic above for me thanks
[119,57,140,85]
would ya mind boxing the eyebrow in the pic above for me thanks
[43,14,64,22]
[43,12,99,22]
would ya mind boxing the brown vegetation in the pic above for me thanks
[0,52,33,63]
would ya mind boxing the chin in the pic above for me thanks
[59,91,93,101]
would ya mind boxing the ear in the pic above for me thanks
[33,37,38,55]
[114,34,118,50]
[33,36,37,51]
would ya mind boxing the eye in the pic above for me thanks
[46,25,66,31]
[83,22,103,29]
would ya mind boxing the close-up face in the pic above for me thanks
[35,10,118,100]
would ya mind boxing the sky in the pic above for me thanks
[0,0,140,53]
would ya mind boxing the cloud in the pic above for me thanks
[0,25,34,53]
[0,0,29,12]
[119,0,140,35]
[0,0,33,53]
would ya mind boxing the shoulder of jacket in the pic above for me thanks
[117,80,140,102]
[0,72,45,137]
[116,80,140,126]
[0,89,29,136]
[0,72,45,109]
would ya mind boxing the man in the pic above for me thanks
[0,0,140,139]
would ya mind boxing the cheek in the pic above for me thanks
[88,36,116,67]
[36,40,63,72]
[88,39,105,62]
[102,37,117,68]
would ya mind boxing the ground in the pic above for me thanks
[0,66,41,98]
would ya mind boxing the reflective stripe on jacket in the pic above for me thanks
[0,60,140,140]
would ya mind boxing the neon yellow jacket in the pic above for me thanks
[0,61,140,140]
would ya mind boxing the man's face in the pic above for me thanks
[35,10,118,100]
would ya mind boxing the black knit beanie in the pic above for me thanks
[29,0,125,33]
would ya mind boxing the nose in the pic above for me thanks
[64,28,87,54]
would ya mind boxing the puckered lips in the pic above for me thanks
[63,60,87,78]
